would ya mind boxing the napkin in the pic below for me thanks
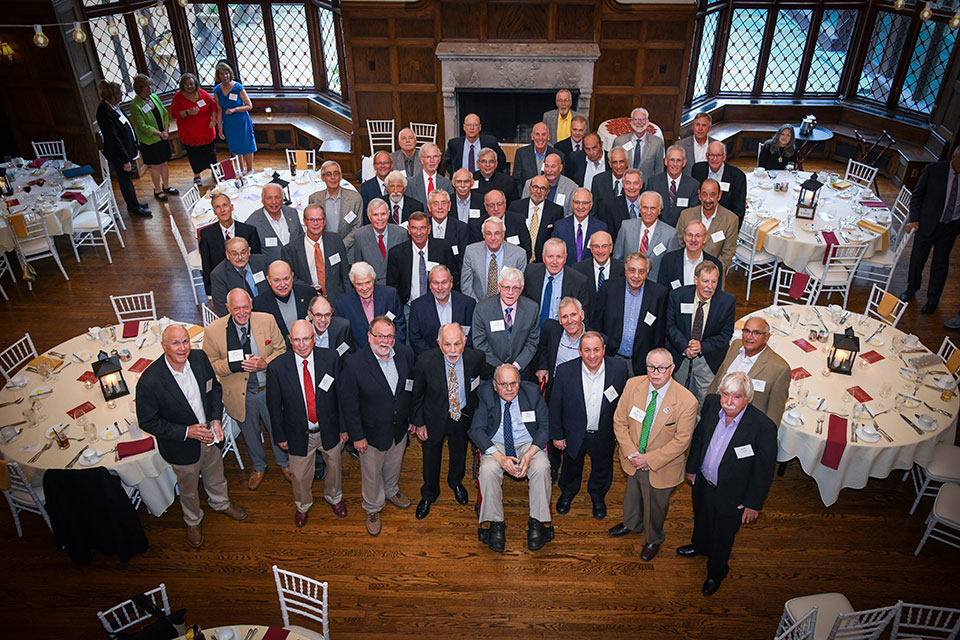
[858,350,884,364]
[60,191,88,205]
[858,200,888,208]
[61,165,94,178]
[76,371,97,383]
[27,355,63,370]
[832,180,852,190]
[7,213,28,238]
[875,290,899,321]
[790,367,811,381]
[67,401,96,419]
[846,386,872,402]
[793,338,816,353]
[857,219,889,252]
[755,218,779,250]
[293,149,309,169]
[820,415,848,470]
[122,321,140,339]
[5,198,20,208]
[946,350,960,375]
[788,273,810,299]
[262,628,290,640]
[219,159,237,181]
[187,325,204,340]
[128,358,151,374]
[117,437,155,460]
[821,231,839,265]
[27,158,48,169]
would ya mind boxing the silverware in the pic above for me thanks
[65,448,86,469]
[900,414,924,435]
[924,384,943,391]
[863,404,876,419]
[1,420,27,428]
[877,426,894,442]
[813,307,829,332]
[780,308,791,324]
[48,351,65,359]
[816,397,825,411]
[28,441,52,463]
[815,233,823,244]
[0,397,24,408]
[851,421,857,443]
[924,401,953,418]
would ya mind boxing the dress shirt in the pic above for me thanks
[639,221,657,251]
[432,218,447,239]
[399,154,416,177]
[266,212,291,245]
[693,139,709,165]
[462,139,480,172]
[625,197,641,219]
[645,379,670,417]
[220,222,236,242]
[701,405,746,485]
[701,212,716,232]
[375,228,390,253]
[582,362,605,432]
[525,199,542,230]
[728,346,762,375]
[689,294,712,334]
[165,357,206,436]
[612,174,623,197]
[234,321,265,387]
[375,349,399,394]
[422,170,439,196]
[682,252,704,285]
[445,355,467,409]
[376,178,387,197]
[304,235,324,286]
[325,191,342,233]
[485,245,505,278]
[707,167,723,184]
[295,351,319,431]
[360,296,375,324]
[314,328,329,349]
[534,149,547,173]
[435,296,453,326]
[456,197,471,224]
[540,269,564,321]
[555,328,583,375]
[583,159,604,191]
[487,396,532,454]
[411,242,431,301]
[619,284,645,357]
[573,217,590,258]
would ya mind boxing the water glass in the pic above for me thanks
[852,402,863,419]
[840,391,853,414]
[37,362,50,381]
[31,398,45,423]
[99,329,111,348]
[879,383,892,399]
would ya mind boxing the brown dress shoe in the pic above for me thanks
[248,470,265,490]
[186,525,203,548]
[386,492,411,509]
[281,466,293,483]
[330,500,348,518]
[366,511,382,536]
[219,503,248,521]
[640,543,660,561]
[295,510,308,528]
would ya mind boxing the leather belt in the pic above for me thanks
[307,428,322,434]
[702,476,717,488]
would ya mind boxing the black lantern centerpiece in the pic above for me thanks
[92,350,130,401]
[0,168,13,197]
[828,327,860,376]
[796,172,823,221]
[270,172,291,205]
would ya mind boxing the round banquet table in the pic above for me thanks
[176,625,317,640]
[793,124,834,170]
[744,169,893,272]
[737,305,958,506]
[596,117,664,152]
[0,320,205,516]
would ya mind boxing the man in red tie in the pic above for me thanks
[343,198,404,285]
[647,144,701,228]
[410,143,453,206]
[384,170,424,227]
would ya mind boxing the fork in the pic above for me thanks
[816,416,824,435]
[28,441,52,463]
[876,427,894,442]
[923,402,953,418]
[0,397,25,409]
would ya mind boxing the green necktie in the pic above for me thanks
[638,390,658,453]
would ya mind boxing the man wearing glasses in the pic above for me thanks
[281,204,351,306]
[508,175,563,263]
[472,267,541,377]
[209,237,271,317]
[308,160,362,238]
[612,107,665,183]
[469,190,532,259]
[691,142,746,222]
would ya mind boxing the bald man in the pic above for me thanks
[246,183,303,260]
[443,113,507,175]
[253,260,317,348]
[512,122,565,196]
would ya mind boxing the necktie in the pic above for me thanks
[692,300,705,341]
[597,265,605,292]
[380,182,386,197]
[633,139,642,169]
[418,249,428,298]
[942,173,959,223]
[485,253,498,298]
[640,228,649,255]
[575,142,581,152]
[630,203,637,219]
[303,359,317,423]
[468,144,475,173]
[504,306,513,336]
[224,229,231,241]
[502,400,516,457]
[240,325,250,349]
[540,275,554,327]
[638,389,658,453]
[313,240,326,294]
[427,175,434,197]
[378,233,386,258]
[393,204,400,225]
[448,362,461,421]
[615,179,622,197]
[670,180,677,208]
[243,266,258,295]
[576,223,584,262]
[529,204,540,263]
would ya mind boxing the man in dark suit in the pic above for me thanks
[267,320,348,527]
[199,194,261,297]
[472,267,541,377]
[598,168,644,241]
[551,188,608,263]
[340,316,416,536]
[902,146,960,317]
[360,151,394,214]
[253,260,315,348]
[691,142,747,221]
[592,253,668,376]
[308,294,353,357]
[280,204,351,307]
[550,332,628,519]
[442,113,506,175]
[591,147,629,212]
[666,261,735,403]
[508,175,564,263]
[411,323,494,519]
[387,212,458,308]
[409,265,476,355]
[427,187,470,259]
[209,237,271,316]
[524,238,595,325]
[449,168,484,226]
[554,115,588,158]
[573,231,623,295]
[474,147,519,205]
[470,189,533,259]
[678,372,777,595]
[469,365,553,552]
[677,111,718,175]
[384,170,426,227]
[137,325,247,548]
[657,220,724,292]
[335,261,406,346]
[512,122,564,196]
[647,145,700,227]
[567,133,609,189]
[245,184,303,260]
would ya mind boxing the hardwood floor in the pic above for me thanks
[1,151,958,639]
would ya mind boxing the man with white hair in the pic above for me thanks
[473,147,519,204]
[471,189,532,259]
[523,237,595,325]
[613,190,678,283]
[461,216,528,301]
[246,183,302,260]
[383,170,425,226]
[344,198,405,285]
[691,141,747,221]
[209,237,271,316]
[646,144,701,227]
[334,261,406,346]
[390,127,422,179]
[613,107,664,181]
[408,143,455,205]
[472,267,541,377]
[678,371,777,596]
[426,187,470,258]
[308,160,362,237]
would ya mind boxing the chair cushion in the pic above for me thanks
[72,211,114,231]
[804,262,850,285]
[735,244,776,264]
[19,238,51,256]
[925,444,960,481]
[784,592,853,640]
[932,482,960,525]
[188,249,201,269]
[284,624,325,640]
[859,250,896,267]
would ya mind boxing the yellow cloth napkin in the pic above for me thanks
[27,355,64,370]
[947,350,960,375]
[833,180,852,190]
[876,292,899,322]
[187,325,204,340]
[7,213,28,238]
[294,150,309,169]
[858,219,889,252]
[755,218,779,250]
[0,460,9,491]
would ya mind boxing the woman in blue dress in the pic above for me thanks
[214,61,256,174]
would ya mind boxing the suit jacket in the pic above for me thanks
[209,254,272,317]
[706,342,792,428]
[676,135,718,176]
[665,286,736,373]
[390,148,422,179]
[656,248,724,291]
[344,223,406,285]
[442,134,506,175]
[473,170,520,205]
[469,380,549,452]
[199,221,262,295]
[472,295,541,374]
[566,150,609,188]
[591,278,668,374]
[335,284,406,346]
[613,219,678,282]
[676,205,740,273]
[613,375,699,488]
[555,136,585,159]
[534,319,571,392]
[522,263,595,323]
[245,206,303,261]
[613,131,665,181]
[360,176,388,214]
[252,282,315,346]
[512,144,564,194]
[573,257,625,294]
[549,356,629,459]
[96,101,138,165]
[591,170,626,210]
[460,241,528,301]
[317,316,355,358]
[541,108,586,145]
[910,160,953,228]
[381,196,426,225]
[432,216,470,260]
[521,175,579,217]
[551,215,609,264]
[202,312,286,422]
[686,395,778,513]
[136,350,222,466]
[386,239,459,305]
[467,212,532,259]
[408,172,455,207]
[408,291,476,355]
[646,172,700,228]
[266,347,344,453]
[280,232,351,306]
[507,198,564,262]
[598,195,643,241]
[411,347,495,440]
[340,344,416,450]
[307,188,363,240]
[691,161,747,221]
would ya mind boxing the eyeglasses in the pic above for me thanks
[311,312,332,320]
[304,217,325,223]
[529,185,549,192]
[742,329,769,337]
[226,250,249,258]
[499,285,522,292]
[495,381,519,389]
[370,333,396,340]
[646,364,672,373]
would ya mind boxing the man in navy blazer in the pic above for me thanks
[572,231,625,294]
[409,265,476,355]
[386,212,458,306]
[308,295,354,357]
[427,188,471,259]
[523,238,596,325]
[646,145,701,227]
[442,113,507,175]
[549,333,628,519]
[253,260,315,348]
[360,151,394,214]
[512,122,564,195]
[334,261,406,346]
[199,194,262,296]
[551,188,609,263]
[566,133,609,188]
[656,220,724,292]
[690,142,747,222]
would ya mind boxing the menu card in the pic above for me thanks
[791,367,812,381]
[846,386,873,402]
[128,358,152,374]
[858,350,884,364]
[793,338,816,353]
[67,401,96,419]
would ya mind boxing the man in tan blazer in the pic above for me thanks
[675,179,739,273]
[609,347,698,561]
[203,288,288,490]
[706,316,790,428]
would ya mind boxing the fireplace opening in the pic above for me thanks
[455,88,581,143]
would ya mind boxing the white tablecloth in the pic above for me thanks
[597,118,664,152]
[176,625,316,640]
[739,305,958,506]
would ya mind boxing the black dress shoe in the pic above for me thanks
[452,484,469,505]
[129,207,152,218]
[486,521,506,552]
[527,517,554,551]
[592,500,606,519]
[313,458,326,481]
[137,201,149,209]
[345,442,360,459]
[551,469,559,485]
[922,300,939,314]
[640,543,660,561]
[702,578,722,596]
[676,544,700,558]
[607,522,632,537]
[556,495,572,514]
[415,499,431,520]
[163,187,180,195]
[899,290,916,302]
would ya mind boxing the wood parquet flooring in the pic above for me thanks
[0,151,958,639]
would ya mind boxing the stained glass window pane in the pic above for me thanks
[763,9,812,93]
[692,11,720,100]
[857,11,910,103]
[134,8,178,94]
[228,4,273,87]
[805,9,858,94]
[90,16,137,100]
[185,3,227,87]
[318,7,342,95]
[82,0,112,6]
[272,4,314,88]
[898,20,958,115]
[720,9,769,92]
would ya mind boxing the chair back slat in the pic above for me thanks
[273,565,329,639]
[110,292,157,323]
[0,334,37,382]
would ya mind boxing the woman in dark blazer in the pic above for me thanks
[96,81,150,218]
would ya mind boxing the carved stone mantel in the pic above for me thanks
[435,42,601,142]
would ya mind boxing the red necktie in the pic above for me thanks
[378,233,386,258]
[224,230,230,241]
[303,359,317,423]
[427,175,434,196]
[670,179,677,208]
[393,204,400,225]
[640,228,649,254]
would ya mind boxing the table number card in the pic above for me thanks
[793,338,816,353]
[790,367,812,381]
[846,386,873,403]
[858,350,884,364]
[67,401,96,419]
[76,371,97,384]
[128,358,152,374]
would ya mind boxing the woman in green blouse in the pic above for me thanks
[130,74,179,202]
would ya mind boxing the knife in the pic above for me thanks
[28,441,52,463]
[816,397,825,411]
[899,414,924,435]
[65,447,86,469]
[780,308,791,324]
[877,426,894,442]
[1,420,27,428]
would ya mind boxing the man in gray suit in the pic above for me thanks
[307,160,363,239]
[512,122,563,196]
[344,199,405,285]
[280,204,351,307]
[407,143,455,205]
[521,153,578,218]
[676,111,718,176]
[461,217,528,301]
[646,145,700,228]
[614,191,678,283]
[542,89,585,145]
[613,107,664,182]
[246,184,303,261]
[390,127,422,179]
[210,237,272,316]
[471,267,541,377]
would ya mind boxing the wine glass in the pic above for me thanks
[31,398,45,423]
[840,390,853,416]
[99,329,111,348]
[36,362,50,381]
[879,383,892,399]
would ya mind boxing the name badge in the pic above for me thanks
[644,312,657,326]
[400,221,409,229]
[451,245,460,256]
[671,279,682,290]
[752,379,766,392]
[629,405,644,421]
[343,211,357,224]
[653,242,666,256]
[264,237,278,247]
[319,373,334,391]
[471,183,478,190]
[462,325,471,336]
[141,103,153,113]
[336,342,349,356]
[328,253,341,265]
[507,235,520,245]
[471,376,480,391]
[711,230,726,243]
[228,93,238,102]
[385,311,396,321]
[554,193,566,207]
[735,444,755,459]
[196,99,206,108]
[719,181,730,192]
[622,141,635,152]
[680,302,695,315]
[206,378,213,393]
[426,261,439,271]
[489,319,505,333]
[252,271,265,283]
[227,349,244,362]
[469,208,481,219]
[404,378,414,392]
[604,386,619,402]
[677,197,689,207]
[521,410,536,422]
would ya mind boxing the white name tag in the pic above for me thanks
[677,197,689,207]
[319,373,334,391]
[735,444,755,459]
[328,253,341,265]
[680,302,695,315]
[196,99,206,108]
[404,378,414,392]
[463,325,471,336]
[653,242,666,256]
[623,141,635,151]
[385,311,396,321]
[629,405,644,422]
[469,208,481,219]
[671,279,682,290]
[554,193,566,207]
[471,183,478,190]
[141,103,153,113]
[451,245,459,256]
[507,235,520,245]
[604,386,619,402]
[489,319,505,333]
[264,237,278,247]
[752,379,766,392]
[521,410,536,422]
[644,312,657,326]
[343,211,357,224]
[228,93,238,102]
[206,378,213,393]
[426,261,439,271]
[252,271,265,283]
[336,342,349,356]
[719,181,730,192]
[471,376,480,391]
[228,349,244,362]
[711,230,726,243]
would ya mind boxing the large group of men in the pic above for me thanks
[138,92,790,596]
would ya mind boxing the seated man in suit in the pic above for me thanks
[552,188,608,263]
[335,261,406,346]
[408,143,454,205]
[308,293,353,356]
[613,190,678,283]
[387,211,458,311]
[469,189,532,258]
[609,347,698,562]
[427,187,470,259]
[469,364,553,552]
[508,175,563,263]
[542,89,585,145]
[462,213,528,301]
[666,261,735,403]
[266,320,348,527]
[138,325,247,548]
[599,168,644,241]
[307,160,362,238]
[550,331,629,520]
[474,147,520,205]
[360,151,393,213]
[555,115,588,157]
[573,230,624,294]
[411,322,494,519]
[613,107,664,182]
[676,179,739,274]
[472,267,540,377]
[442,113,506,176]
[706,317,790,428]
[657,220,723,292]
[647,145,700,228]
[678,371,777,596]
[409,265,476,355]
[390,127,422,179]
[524,238,595,326]
[521,153,577,218]
[210,237,271,316]
[567,133,608,189]
[691,142,747,222]
[280,204,351,306]
[199,193,261,299]
[592,147,629,210]
[677,111,718,176]
[344,198,404,285]
[512,122,563,196]
[253,259,315,347]
[384,170,425,226]
[246,184,302,261]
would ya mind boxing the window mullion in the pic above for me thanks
[885,8,923,110]
[753,8,777,95]
[220,1,240,80]
[794,7,822,97]
[261,2,282,90]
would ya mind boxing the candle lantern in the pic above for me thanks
[0,169,12,197]
[270,172,291,205]
[828,327,860,375]
[796,172,823,220]
[92,350,130,401]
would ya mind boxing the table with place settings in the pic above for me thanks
[175,625,318,640]
[735,304,958,506]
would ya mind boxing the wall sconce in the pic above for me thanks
[920,2,934,20]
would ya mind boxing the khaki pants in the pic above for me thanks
[359,438,406,514]
[170,443,232,527]
[287,432,344,513]
[478,442,551,524]
[622,469,675,545]
[674,356,714,405]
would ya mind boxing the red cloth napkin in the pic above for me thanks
[220,159,236,180]
[117,437,155,460]
[76,371,97,383]
[67,401,96,419]
[5,199,19,207]
[128,358,152,374]
[847,386,873,402]
[788,273,810,299]
[820,415,848,469]
[859,200,888,208]
[859,350,884,364]
[27,158,48,168]
[122,321,140,339]
[262,629,290,640]
[61,191,88,205]
[791,367,811,381]
[793,338,816,353]
[821,231,839,264]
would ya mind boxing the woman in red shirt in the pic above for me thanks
[171,73,218,187]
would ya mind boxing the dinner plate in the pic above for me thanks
[782,414,803,426]
[0,426,22,444]
[869,336,885,347]
[780,230,796,238]
[802,223,817,233]
[73,350,92,362]
[900,395,921,409]
[44,423,67,439]
[806,397,827,411]
[856,426,881,442]
[101,425,120,441]
[837,191,852,199]
[29,386,53,399]
[758,182,773,190]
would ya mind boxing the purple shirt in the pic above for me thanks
[700,405,746,485]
